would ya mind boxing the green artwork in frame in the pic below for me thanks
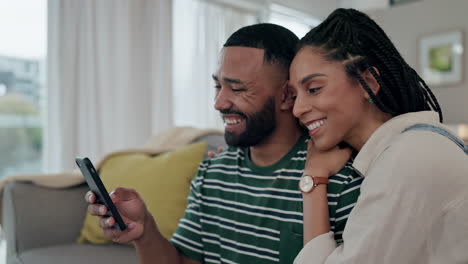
[419,31,464,87]
[429,44,453,72]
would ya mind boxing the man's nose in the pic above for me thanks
[214,87,233,111]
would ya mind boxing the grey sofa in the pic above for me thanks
[3,131,226,264]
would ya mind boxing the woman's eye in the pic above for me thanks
[214,85,221,89]
[291,95,297,100]
[308,87,322,94]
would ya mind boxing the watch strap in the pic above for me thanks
[299,175,329,193]
[312,176,329,186]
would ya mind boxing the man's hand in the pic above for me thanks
[304,140,352,177]
[85,187,151,244]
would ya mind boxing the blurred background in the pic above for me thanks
[1,0,468,262]
[0,0,467,179]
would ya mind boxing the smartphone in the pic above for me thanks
[75,157,127,231]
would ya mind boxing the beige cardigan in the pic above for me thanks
[295,111,468,264]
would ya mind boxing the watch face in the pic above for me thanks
[299,175,314,193]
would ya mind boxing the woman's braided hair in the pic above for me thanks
[298,8,443,122]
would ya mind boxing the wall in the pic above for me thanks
[240,0,337,20]
[337,0,387,11]
[273,0,338,19]
[369,0,468,123]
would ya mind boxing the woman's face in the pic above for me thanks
[289,47,370,151]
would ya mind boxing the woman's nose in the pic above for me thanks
[292,94,309,119]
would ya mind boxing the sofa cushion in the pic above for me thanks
[19,244,137,264]
[78,142,207,244]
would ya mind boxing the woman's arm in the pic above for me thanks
[302,141,352,244]
[302,185,330,243]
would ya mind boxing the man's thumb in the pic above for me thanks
[110,187,139,202]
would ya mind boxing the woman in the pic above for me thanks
[290,8,468,263]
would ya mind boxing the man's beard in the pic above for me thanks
[222,97,276,147]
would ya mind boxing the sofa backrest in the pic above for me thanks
[192,133,227,159]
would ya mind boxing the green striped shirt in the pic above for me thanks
[171,136,362,263]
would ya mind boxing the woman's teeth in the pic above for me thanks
[307,119,325,130]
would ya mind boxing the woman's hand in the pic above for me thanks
[207,146,224,158]
[304,140,352,177]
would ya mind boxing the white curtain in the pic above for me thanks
[173,0,257,129]
[46,0,173,172]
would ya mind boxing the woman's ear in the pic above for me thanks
[280,83,295,111]
[361,67,381,100]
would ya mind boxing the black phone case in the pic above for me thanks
[75,157,127,231]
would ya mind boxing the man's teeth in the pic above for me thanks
[225,119,242,125]
[307,119,325,130]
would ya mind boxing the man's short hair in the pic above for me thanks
[224,23,299,70]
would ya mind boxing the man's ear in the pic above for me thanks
[361,67,381,100]
[280,83,295,111]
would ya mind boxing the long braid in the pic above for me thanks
[355,73,396,115]
[297,8,443,122]
[367,66,399,111]
[344,57,398,114]
[418,74,443,122]
[420,87,437,112]
[360,23,412,113]
[354,10,411,107]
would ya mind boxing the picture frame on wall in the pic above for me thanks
[390,0,420,6]
[419,30,464,87]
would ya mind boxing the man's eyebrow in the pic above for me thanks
[223,77,243,85]
[300,73,327,85]
[212,74,244,85]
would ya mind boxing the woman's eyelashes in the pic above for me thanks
[289,87,322,100]
[308,87,322,95]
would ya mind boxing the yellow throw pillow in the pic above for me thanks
[77,142,207,244]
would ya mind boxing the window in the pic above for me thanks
[267,4,320,38]
[172,1,320,129]
[172,0,257,129]
[0,0,47,179]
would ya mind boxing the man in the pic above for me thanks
[86,23,357,264]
